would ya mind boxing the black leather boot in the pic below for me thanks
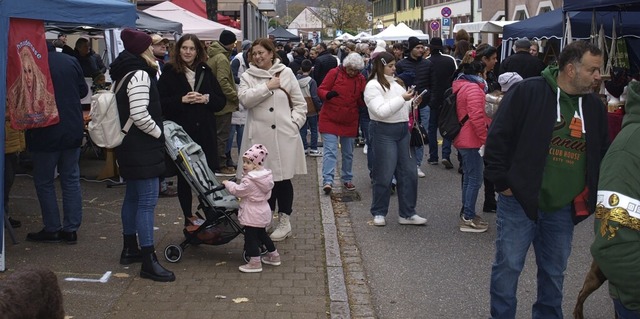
[225,152,235,168]
[140,246,175,282]
[120,234,142,265]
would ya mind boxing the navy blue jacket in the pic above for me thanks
[26,44,87,152]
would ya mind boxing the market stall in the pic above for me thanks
[268,26,301,43]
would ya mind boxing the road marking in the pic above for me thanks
[64,271,112,283]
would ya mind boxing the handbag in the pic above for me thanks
[409,107,428,147]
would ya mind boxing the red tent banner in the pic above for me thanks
[6,18,59,130]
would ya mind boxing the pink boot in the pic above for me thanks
[239,257,262,273]
[261,250,281,266]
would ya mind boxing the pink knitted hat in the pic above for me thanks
[243,144,269,166]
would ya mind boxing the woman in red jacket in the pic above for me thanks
[317,52,366,194]
[452,51,490,233]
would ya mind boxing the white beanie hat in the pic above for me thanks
[498,72,524,92]
[371,39,387,59]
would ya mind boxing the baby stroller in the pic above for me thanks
[162,120,259,263]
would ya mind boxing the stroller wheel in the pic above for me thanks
[164,244,183,263]
[242,245,269,263]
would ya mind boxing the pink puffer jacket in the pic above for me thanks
[451,79,489,149]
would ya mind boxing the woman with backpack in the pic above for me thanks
[157,34,226,227]
[108,28,174,282]
[451,51,490,233]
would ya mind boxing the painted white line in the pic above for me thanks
[64,271,112,283]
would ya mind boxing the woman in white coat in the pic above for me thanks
[238,38,307,242]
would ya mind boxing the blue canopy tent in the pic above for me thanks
[0,0,136,271]
[564,0,640,12]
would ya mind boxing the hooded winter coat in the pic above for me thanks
[452,77,488,149]
[238,59,307,181]
[591,80,640,311]
[317,66,366,137]
[206,41,239,115]
[224,168,274,228]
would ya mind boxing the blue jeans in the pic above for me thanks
[490,195,574,319]
[369,120,417,218]
[360,111,372,174]
[321,133,354,185]
[300,115,319,150]
[31,148,82,232]
[427,106,452,162]
[414,106,430,166]
[459,148,482,220]
[121,178,159,247]
[614,298,640,319]
[226,124,244,155]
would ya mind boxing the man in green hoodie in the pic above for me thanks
[207,30,240,177]
[590,80,640,318]
[485,41,609,319]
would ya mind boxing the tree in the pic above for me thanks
[317,0,369,34]
[205,0,218,22]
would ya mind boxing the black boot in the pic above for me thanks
[140,246,175,282]
[225,152,235,168]
[120,234,142,265]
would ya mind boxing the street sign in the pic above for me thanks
[441,6,452,18]
[442,18,451,27]
[430,20,440,31]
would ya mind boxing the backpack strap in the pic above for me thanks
[115,70,138,133]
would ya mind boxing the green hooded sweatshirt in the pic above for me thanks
[206,41,239,115]
[591,80,640,311]
[539,66,587,212]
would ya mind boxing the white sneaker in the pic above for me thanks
[417,167,426,178]
[398,214,427,225]
[363,144,368,155]
[373,215,386,226]
[308,150,323,157]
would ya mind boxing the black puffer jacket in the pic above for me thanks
[109,50,165,180]
[396,56,434,108]
[427,52,457,108]
[313,50,338,87]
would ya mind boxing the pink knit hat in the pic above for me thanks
[243,144,269,166]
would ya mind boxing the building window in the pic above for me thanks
[540,6,552,13]
[515,10,526,20]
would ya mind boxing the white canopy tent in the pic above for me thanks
[354,31,372,39]
[335,32,355,40]
[453,20,517,34]
[143,1,242,41]
[374,22,428,41]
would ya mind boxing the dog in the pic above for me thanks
[0,267,65,319]
[573,260,618,319]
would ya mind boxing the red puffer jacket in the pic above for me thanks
[452,78,489,149]
[317,66,366,137]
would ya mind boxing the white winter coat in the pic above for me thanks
[238,59,307,181]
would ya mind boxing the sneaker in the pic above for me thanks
[460,216,489,233]
[417,167,426,178]
[363,144,368,155]
[373,215,386,226]
[304,149,310,155]
[159,186,178,198]
[343,181,356,191]
[323,184,332,195]
[398,214,427,225]
[239,257,263,273]
[428,159,439,165]
[442,159,454,169]
[309,150,323,157]
[261,251,281,266]
[215,166,236,177]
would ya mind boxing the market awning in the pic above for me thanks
[453,20,518,34]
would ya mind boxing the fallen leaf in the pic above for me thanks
[215,262,226,266]
[99,237,107,240]
[232,297,249,303]
[215,295,226,299]
[276,303,281,307]
[112,273,130,278]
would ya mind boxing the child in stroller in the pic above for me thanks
[223,144,281,273]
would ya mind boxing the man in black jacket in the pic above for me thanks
[396,36,434,176]
[486,41,609,319]
[499,38,546,79]
[313,42,338,87]
[426,37,457,169]
[25,42,88,244]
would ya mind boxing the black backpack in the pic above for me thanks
[438,87,468,141]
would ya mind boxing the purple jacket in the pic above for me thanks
[223,169,274,228]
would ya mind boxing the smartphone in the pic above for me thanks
[411,89,428,105]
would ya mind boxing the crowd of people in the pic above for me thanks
[6,26,640,318]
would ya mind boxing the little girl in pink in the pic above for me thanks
[223,144,281,273]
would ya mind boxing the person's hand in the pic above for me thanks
[402,87,415,101]
[501,188,513,196]
[182,91,201,104]
[194,93,209,104]
[412,95,423,107]
[326,91,339,100]
[266,74,281,90]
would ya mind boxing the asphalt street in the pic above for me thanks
[341,144,614,318]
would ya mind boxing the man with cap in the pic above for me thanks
[499,38,545,79]
[395,36,434,178]
[150,34,169,72]
[424,37,457,170]
[207,30,240,176]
